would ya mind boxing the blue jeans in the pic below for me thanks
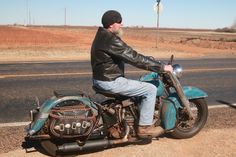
[93,77,157,125]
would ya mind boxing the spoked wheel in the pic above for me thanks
[170,98,208,139]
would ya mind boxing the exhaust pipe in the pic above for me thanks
[58,123,130,153]
[58,139,112,152]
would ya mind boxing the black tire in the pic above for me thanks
[170,98,208,139]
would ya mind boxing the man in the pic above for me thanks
[91,10,173,138]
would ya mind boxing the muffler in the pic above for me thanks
[58,139,112,152]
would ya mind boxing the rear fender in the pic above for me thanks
[27,96,95,136]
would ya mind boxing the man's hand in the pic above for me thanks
[164,65,173,73]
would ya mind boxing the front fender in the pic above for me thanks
[183,86,208,100]
[161,86,207,130]
[27,96,94,136]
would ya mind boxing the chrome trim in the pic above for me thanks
[38,112,49,119]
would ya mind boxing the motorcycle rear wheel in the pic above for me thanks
[170,98,208,139]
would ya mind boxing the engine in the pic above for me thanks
[101,99,137,139]
[48,103,96,139]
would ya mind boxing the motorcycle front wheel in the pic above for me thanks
[170,98,208,139]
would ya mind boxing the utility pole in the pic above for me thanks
[26,0,28,26]
[33,16,35,25]
[29,10,31,25]
[64,7,67,26]
[155,0,161,48]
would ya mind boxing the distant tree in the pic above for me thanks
[215,27,236,33]
[215,19,236,33]
[230,19,236,29]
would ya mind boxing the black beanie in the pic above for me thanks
[101,10,122,28]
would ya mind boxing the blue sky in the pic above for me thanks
[0,0,235,29]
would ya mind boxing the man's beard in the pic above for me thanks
[114,28,124,37]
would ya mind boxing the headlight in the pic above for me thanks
[173,64,183,79]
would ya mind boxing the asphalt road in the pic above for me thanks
[0,58,236,122]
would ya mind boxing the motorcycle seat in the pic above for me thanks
[92,86,129,100]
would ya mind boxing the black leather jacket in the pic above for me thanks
[91,27,164,81]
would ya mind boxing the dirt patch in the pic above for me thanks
[0,26,235,63]
[0,126,25,154]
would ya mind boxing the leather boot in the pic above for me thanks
[137,125,164,138]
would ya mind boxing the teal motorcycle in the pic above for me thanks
[24,56,208,156]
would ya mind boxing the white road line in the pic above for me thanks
[208,104,235,109]
[0,104,235,128]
